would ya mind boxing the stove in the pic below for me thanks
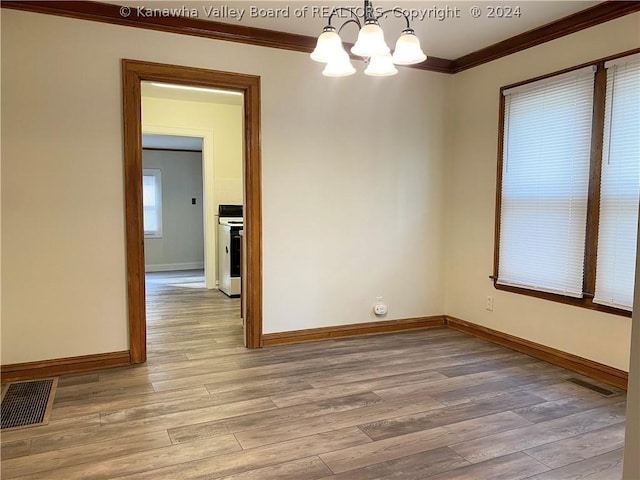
[220,219,244,226]
[218,205,243,297]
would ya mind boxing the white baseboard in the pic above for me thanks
[145,262,205,272]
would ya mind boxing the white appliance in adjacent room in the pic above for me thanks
[218,204,243,297]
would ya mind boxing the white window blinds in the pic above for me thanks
[497,67,595,297]
[594,55,640,310]
[143,169,163,237]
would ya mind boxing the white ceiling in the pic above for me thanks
[141,81,244,105]
[117,0,600,59]
[143,134,204,150]
[141,82,243,150]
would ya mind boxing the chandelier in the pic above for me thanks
[310,0,427,77]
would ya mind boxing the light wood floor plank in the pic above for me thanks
[371,365,553,404]
[115,428,373,480]
[0,414,101,444]
[52,382,156,404]
[27,397,276,455]
[14,435,241,480]
[315,447,470,480]
[212,456,332,480]
[319,411,532,474]
[524,448,625,480]
[49,386,211,421]
[425,452,549,480]
[57,373,100,387]
[269,370,446,408]
[303,348,510,389]
[0,440,31,461]
[359,390,545,441]
[512,393,623,423]
[235,396,445,449]
[1,431,172,479]
[98,388,278,425]
[151,357,330,392]
[449,402,627,464]
[523,423,626,469]
[168,391,385,445]
[433,354,536,377]
[519,381,618,402]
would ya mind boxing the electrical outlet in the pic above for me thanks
[486,296,494,312]
[374,303,388,315]
[374,296,388,316]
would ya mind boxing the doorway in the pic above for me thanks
[122,59,263,363]
[142,134,205,282]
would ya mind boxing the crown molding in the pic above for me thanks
[2,1,639,74]
[0,0,452,73]
[2,1,317,51]
[450,1,640,73]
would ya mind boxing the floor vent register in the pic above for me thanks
[1,378,58,431]
[566,377,617,397]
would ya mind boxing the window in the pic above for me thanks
[143,168,162,238]
[498,68,594,297]
[495,52,640,315]
[594,56,640,310]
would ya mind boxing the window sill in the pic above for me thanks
[493,281,632,318]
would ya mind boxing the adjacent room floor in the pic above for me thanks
[0,271,627,479]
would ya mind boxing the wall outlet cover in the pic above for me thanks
[374,303,388,315]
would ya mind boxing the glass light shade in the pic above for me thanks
[311,28,345,63]
[392,31,427,65]
[364,53,398,76]
[351,23,390,57]
[322,50,356,77]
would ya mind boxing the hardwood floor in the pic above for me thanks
[1,270,627,479]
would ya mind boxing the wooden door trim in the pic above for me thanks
[122,59,263,363]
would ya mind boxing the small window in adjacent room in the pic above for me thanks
[143,168,163,238]
[494,51,640,316]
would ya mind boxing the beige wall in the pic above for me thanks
[0,9,448,363]
[143,150,205,271]
[445,13,640,371]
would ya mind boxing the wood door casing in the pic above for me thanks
[122,59,263,362]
